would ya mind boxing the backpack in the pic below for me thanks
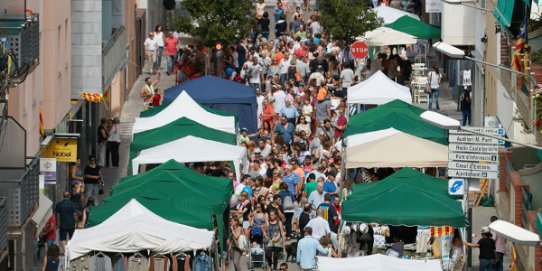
[283,194,295,211]
[320,205,330,221]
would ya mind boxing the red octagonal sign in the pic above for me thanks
[351,41,369,59]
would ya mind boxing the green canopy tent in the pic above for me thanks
[385,15,441,40]
[89,160,233,250]
[129,117,237,175]
[342,181,465,227]
[351,168,461,199]
[344,100,448,145]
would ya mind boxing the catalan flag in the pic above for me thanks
[431,226,455,237]
[39,106,44,136]
[511,37,525,72]
[80,92,104,103]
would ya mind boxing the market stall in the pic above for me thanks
[316,254,441,271]
[347,70,412,105]
[385,15,441,40]
[128,117,238,175]
[132,90,238,135]
[343,100,448,145]
[362,27,417,46]
[344,128,448,169]
[373,6,420,24]
[67,199,214,261]
[489,220,540,245]
[131,135,246,178]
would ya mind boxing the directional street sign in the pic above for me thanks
[448,143,500,154]
[449,127,505,136]
[448,134,504,145]
[448,152,499,163]
[448,161,500,172]
[448,169,500,179]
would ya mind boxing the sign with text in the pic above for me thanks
[448,143,500,154]
[46,138,78,162]
[448,169,500,179]
[39,158,57,182]
[448,153,499,163]
[350,41,369,59]
[448,161,500,172]
[448,134,504,145]
[449,127,505,136]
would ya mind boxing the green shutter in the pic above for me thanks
[494,0,516,28]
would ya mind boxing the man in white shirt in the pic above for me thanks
[272,86,287,113]
[235,174,251,195]
[256,139,272,158]
[296,56,311,82]
[308,182,325,210]
[249,56,264,89]
[143,32,158,74]
[339,62,354,98]
[305,208,331,240]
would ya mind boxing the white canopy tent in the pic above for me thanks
[131,135,247,178]
[66,199,214,261]
[132,90,237,136]
[420,110,461,128]
[347,70,412,105]
[345,128,448,168]
[373,6,420,24]
[317,254,441,271]
[361,27,417,46]
[489,220,540,246]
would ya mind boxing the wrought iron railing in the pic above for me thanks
[0,158,39,227]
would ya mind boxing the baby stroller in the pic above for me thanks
[248,226,267,270]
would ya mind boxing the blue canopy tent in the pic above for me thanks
[164,76,258,132]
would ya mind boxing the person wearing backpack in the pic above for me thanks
[317,193,338,233]
[279,182,296,239]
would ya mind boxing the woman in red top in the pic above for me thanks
[164,31,178,74]
[261,98,276,127]
[151,88,163,107]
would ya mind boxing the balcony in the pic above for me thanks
[102,26,127,90]
[0,15,40,75]
[0,158,39,227]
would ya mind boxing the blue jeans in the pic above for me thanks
[262,31,269,40]
[156,46,164,68]
[428,88,440,110]
[166,55,175,73]
[494,252,504,271]
[280,73,287,85]
[462,108,471,126]
[479,258,494,271]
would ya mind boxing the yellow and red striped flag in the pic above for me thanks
[80,92,104,103]
[39,106,44,136]
[431,226,454,237]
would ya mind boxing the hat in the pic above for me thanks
[481,226,490,234]
[241,127,248,132]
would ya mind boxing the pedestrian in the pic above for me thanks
[96,118,108,167]
[316,193,338,233]
[279,262,289,271]
[37,214,56,260]
[164,31,178,75]
[106,118,121,168]
[265,210,286,271]
[80,197,96,228]
[154,25,165,69]
[427,65,442,111]
[296,227,329,270]
[465,227,497,271]
[229,217,245,271]
[151,88,163,107]
[460,90,471,126]
[55,192,77,252]
[490,216,506,271]
[304,208,330,240]
[69,158,84,191]
[140,74,160,109]
[42,244,60,271]
[83,155,102,204]
[143,32,158,74]
[308,181,325,210]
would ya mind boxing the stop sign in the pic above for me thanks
[351,41,369,59]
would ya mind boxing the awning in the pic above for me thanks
[31,194,53,235]
[385,15,441,40]
[361,27,417,46]
[494,0,515,28]
[489,220,540,245]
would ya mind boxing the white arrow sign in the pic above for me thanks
[448,143,500,154]
[448,152,500,163]
[449,127,505,136]
[448,169,500,179]
[448,161,500,172]
[448,134,504,145]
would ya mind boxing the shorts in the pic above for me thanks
[59,228,75,241]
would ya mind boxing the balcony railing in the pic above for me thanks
[0,15,40,72]
[0,197,7,252]
[0,158,39,227]
[102,26,127,89]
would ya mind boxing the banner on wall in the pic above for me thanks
[46,138,78,162]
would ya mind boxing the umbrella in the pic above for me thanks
[362,27,417,46]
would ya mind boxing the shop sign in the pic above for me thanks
[39,158,56,182]
[448,169,499,179]
[448,178,465,196]
[46,138,78,162]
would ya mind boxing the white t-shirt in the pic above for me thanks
[154,31,165,47]
[235,183,247,195]
[340,68,354,88]
[428,71,441,89]
[249,63,263,84]
[305,216,330,240]
[144,37,158,51]
[273,90,287,112]
[311,21,322,35]
[308,190,325,210]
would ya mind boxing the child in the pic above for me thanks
[151,88,163,107]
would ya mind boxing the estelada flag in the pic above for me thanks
[80,92,104,103]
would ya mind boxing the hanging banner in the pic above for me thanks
[426,0,443,13]
[46,138,78,162]
[39,158,57,183]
